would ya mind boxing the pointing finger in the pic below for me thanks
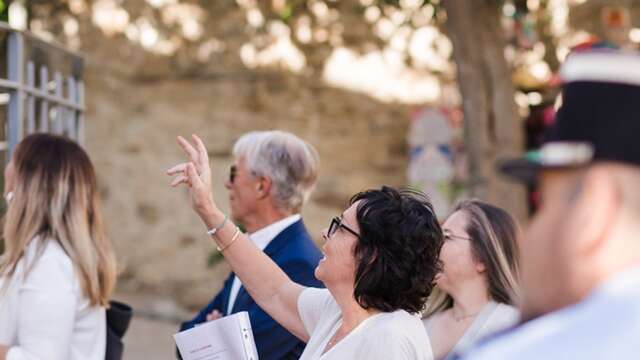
[191,134,210,165]
[177,136,199,164]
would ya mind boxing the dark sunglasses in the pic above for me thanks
[229,165,261,184]
[328,216,361,239]
[229,165,237,183]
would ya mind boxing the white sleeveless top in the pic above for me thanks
[0,238,106,360]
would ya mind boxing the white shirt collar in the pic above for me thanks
[460,265,640,360]
[248,214,302,251]
[588,264,640,300]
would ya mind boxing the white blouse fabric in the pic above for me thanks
[423,301,519,359]
[0,238,106,360]
[297,287,433,360]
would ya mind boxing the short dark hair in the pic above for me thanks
[349,186,443,313]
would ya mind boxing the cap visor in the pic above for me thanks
[498,158,542,184]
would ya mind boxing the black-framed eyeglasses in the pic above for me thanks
[443,230,472,242]
[328,216,361,239]
[229,165,237,183]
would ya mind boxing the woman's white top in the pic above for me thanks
[423,301,519,359]
[0,238,106,360]
[297,287,433,360]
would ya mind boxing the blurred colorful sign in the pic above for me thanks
[407,107,465,219]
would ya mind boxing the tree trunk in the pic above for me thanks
[443,0,528,221]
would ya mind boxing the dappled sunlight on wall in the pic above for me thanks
[19,0,600,107]
[233,0,456,104]
[323,47,441,104]
[21,0,638,111]
[90,0,206,56]
[239,20,306,73]
[317,0,456,104]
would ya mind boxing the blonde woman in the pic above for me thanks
[0,134,117,360]
[423,200,520,360]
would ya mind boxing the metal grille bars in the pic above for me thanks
[0,22,84,158]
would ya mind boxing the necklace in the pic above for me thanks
[325,327,348,352]
[326,332,341,348]
[452,311,480,322]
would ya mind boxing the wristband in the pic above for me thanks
[206,215,228,236]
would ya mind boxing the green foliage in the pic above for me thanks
[377,0,431,6]
[279,4,293,21]
[207,250,224,267]
[270,0,440,26]
[206,224,246,268]
[0,0,7,23]
[275,0,307,23]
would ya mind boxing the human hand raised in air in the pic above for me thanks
[166,134,219,222]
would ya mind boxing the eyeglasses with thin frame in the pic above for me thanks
[328,216,361,239]
[443,229,472,242]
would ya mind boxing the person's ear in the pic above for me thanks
[568,167,619,258]
[256,177,272,200]
[475,261,486,274]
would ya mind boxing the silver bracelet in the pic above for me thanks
[206,215,228,237]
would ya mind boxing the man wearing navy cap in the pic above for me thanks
[459,49,640,359]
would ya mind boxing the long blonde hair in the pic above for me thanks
[0,133,116,306]
[424,199,520,317]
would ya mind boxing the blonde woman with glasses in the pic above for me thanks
[422,200,520,360]
[0,134,117,360]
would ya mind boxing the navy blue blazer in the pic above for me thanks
[180,220,324,360]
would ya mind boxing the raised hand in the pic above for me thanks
[166,134,217,221]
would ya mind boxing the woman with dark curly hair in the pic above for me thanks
[422,200,521,360]
[167,135,443,359]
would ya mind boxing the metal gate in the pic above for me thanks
[0,22,84,160]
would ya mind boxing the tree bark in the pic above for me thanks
[443,0,528,221]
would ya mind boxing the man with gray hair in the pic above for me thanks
[179,131,323,360]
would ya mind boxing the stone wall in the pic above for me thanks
[72,6,413,308]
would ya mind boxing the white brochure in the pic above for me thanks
[174,311,259,360]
